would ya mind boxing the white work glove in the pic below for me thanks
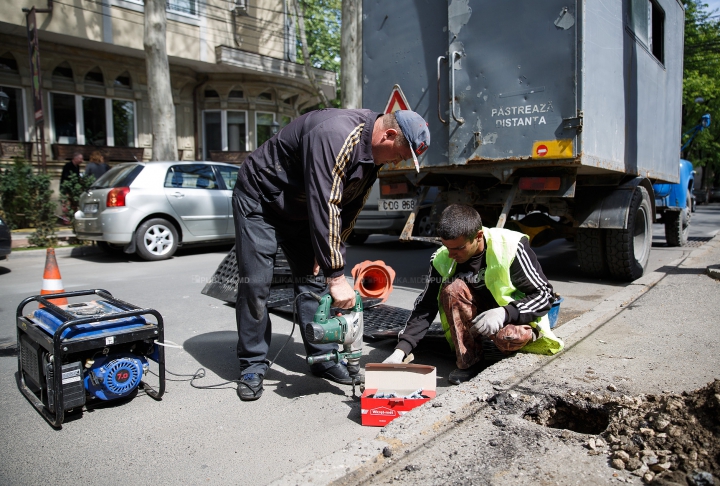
[382,349,405,364]
[470,307,506,337]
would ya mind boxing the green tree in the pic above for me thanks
[683,1,720,188]
[296,0,342,109]
[0,158,57,246]
[60,173,95,224]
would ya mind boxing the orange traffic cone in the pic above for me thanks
[351,260,396,303]
[39,248,67,307]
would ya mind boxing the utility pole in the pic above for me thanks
[22,2,53,173]
[340,0,361,109]
[144,0,178,161]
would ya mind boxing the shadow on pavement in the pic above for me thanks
[182,330,355,399]
[67,242,234,263]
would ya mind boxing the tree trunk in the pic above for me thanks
[292,0,331,107]
[144,0,178,161]
[341,0,361,109]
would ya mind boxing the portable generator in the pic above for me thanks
[16,289,165,427]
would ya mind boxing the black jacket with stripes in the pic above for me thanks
[396,236,554,355]
[235,108,381,278]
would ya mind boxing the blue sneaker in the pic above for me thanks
[237,373,263,401]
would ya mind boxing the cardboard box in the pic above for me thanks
[360,363,436,427]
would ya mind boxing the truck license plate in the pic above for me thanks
[83,203,99,213]
[378,198,415,212]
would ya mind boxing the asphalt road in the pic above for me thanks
[0,204,717,485]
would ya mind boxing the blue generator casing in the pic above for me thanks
[16,289,165,428]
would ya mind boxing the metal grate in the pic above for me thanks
[267,288,295,309]
[686,236,714,248]
[201,245,294,303]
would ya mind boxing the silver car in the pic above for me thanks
[74,161,239,261]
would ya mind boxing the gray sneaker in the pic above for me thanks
[237,373,263,401]
[448,362,485,385]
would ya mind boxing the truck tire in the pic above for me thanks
[664,190,691,247]
[576,229,608,277]
[605,186,652,281]
[135,218,179,261]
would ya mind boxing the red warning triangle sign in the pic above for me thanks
[384,84,410,114]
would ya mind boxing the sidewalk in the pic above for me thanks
[274,235,720,485]
[11,227,78,248]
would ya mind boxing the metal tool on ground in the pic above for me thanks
[16,289,165,428]
[304,291,364,386]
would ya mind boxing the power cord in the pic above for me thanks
[151,291,322,390]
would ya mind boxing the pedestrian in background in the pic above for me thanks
[60,152,83,188]
[85,151,110,179]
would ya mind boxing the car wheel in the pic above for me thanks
[135,218,178,261]
[413,209,436,237]
[346,231,369,245]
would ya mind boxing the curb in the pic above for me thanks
[270,233,720,486]
[5,245,103,259]
[707,264,720,281]
[11,232,76,249]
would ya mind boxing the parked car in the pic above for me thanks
[710,187,720,203]
[693,187,708,206]
[348,180,438,244]
[74,161,239,261]
[0,216,11,260]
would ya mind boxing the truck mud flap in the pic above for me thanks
[575,177,656,229]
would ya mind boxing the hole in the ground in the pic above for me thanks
[523,396,610,435]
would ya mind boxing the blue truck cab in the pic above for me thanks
[653,159,694,247]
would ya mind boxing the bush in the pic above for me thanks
[60,172,95,223]
[0,157,57,247]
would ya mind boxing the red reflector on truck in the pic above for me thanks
[518,177,561,191]
[107,187,130,207]
[380,182,409,196]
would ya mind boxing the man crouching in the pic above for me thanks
[383,204,564,384]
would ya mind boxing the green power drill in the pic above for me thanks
[304,291,363,379]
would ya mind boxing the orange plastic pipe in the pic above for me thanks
[351,260,396,303]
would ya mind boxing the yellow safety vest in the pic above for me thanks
[431,227,564,355]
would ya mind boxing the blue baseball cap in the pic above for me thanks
[395,110,430,173]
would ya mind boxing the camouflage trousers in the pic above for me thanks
[440,279,534,369]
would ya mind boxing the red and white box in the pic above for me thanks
[361,363,436,427]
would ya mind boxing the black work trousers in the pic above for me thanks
[232,187,337,376]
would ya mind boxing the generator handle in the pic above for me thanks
[437,55,448,125]
[16,288,119,320]
[450,51,465,124]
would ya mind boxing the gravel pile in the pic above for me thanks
[601,379,719,485]
[524,380,719,485]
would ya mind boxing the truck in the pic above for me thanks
[361,0,693,281]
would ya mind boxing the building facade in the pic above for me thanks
[0,0,336,173]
